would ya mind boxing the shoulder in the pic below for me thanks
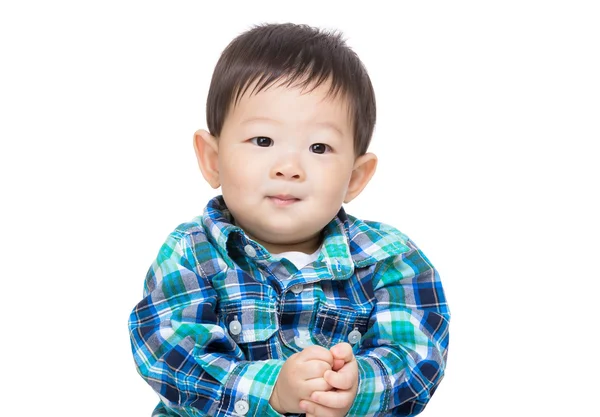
[155,216,207,250]
[154,215,218,268]
[347,214,410,243]
[345,214,413,267]
[348,216,441,286]
[172,216,207,239]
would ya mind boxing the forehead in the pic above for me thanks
[227,79,353,133]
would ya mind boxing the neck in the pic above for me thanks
[249,233,321,255]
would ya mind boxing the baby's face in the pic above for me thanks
[217,81,357,254]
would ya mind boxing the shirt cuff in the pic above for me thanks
[220,359,285,417]
[348,356,390,417]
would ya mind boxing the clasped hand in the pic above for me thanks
[269,343,358,417]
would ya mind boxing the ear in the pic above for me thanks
[344,153,377,203]
[193,129,220,189]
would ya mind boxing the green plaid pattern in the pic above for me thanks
[129,196,450,416]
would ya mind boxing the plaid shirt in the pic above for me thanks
[129,196,450,417]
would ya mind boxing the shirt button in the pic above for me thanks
[229,319,242,336]
[234,399,249,415]
[244,244,256,258]
[348,329,362,345]
[290,284,303,295]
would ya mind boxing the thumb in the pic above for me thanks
[332,358,345,371]
[324,362,356,391]
[330,342,353,362]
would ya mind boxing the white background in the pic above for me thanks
[1,1,598,416]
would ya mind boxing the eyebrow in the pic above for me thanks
[315,122,345,138]
[241,117,345,137]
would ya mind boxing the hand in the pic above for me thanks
[270,345,334,414]
[299,343,359,417]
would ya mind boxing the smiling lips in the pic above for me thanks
[268,195,300,206]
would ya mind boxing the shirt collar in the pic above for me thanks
[201,195,409,277]
[320,208,410,278]
[202,196,244,261]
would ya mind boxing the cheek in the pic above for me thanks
[316,165,352,200]
[221,153,255,185]
[222,168,267,204]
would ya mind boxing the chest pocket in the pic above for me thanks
[313,304,370,348]
[218,299,279,344]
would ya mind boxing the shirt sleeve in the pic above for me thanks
[128,229,284,417]
[349,239,450,416]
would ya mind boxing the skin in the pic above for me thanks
[268,345,335,414]
[301,343,359,417]
[194,79,376,413]
[194,79,377,254]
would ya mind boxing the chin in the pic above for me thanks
[261,227,301,242]
[256,226,305,242]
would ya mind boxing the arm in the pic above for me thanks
[348,239,451,416]
[300,240,449,417]
[128,229,284,416]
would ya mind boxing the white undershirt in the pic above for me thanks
[272,246,321,270]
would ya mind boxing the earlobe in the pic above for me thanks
[193,129,221,189]
[344,153,377,203]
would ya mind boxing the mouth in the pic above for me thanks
[267,194,301,207]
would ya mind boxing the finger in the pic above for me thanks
[330,342,353,362]
[300,400,332,417]
[299,400,312,414]
[300,401,320,417]
[311,388,355,409]
[307,358,334,375]
[298,373,333,399]
[300,400,342,417]
[300,345,334,365]
[299,358,332,381]
[332,358,345,371]
[304,376,333,393]
[324,364,357,390]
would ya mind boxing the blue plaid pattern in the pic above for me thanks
[129,196,450,416]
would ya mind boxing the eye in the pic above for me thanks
[250,136,274,147]
[310,143,331,154]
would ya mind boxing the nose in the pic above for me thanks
[270,152,305,181]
